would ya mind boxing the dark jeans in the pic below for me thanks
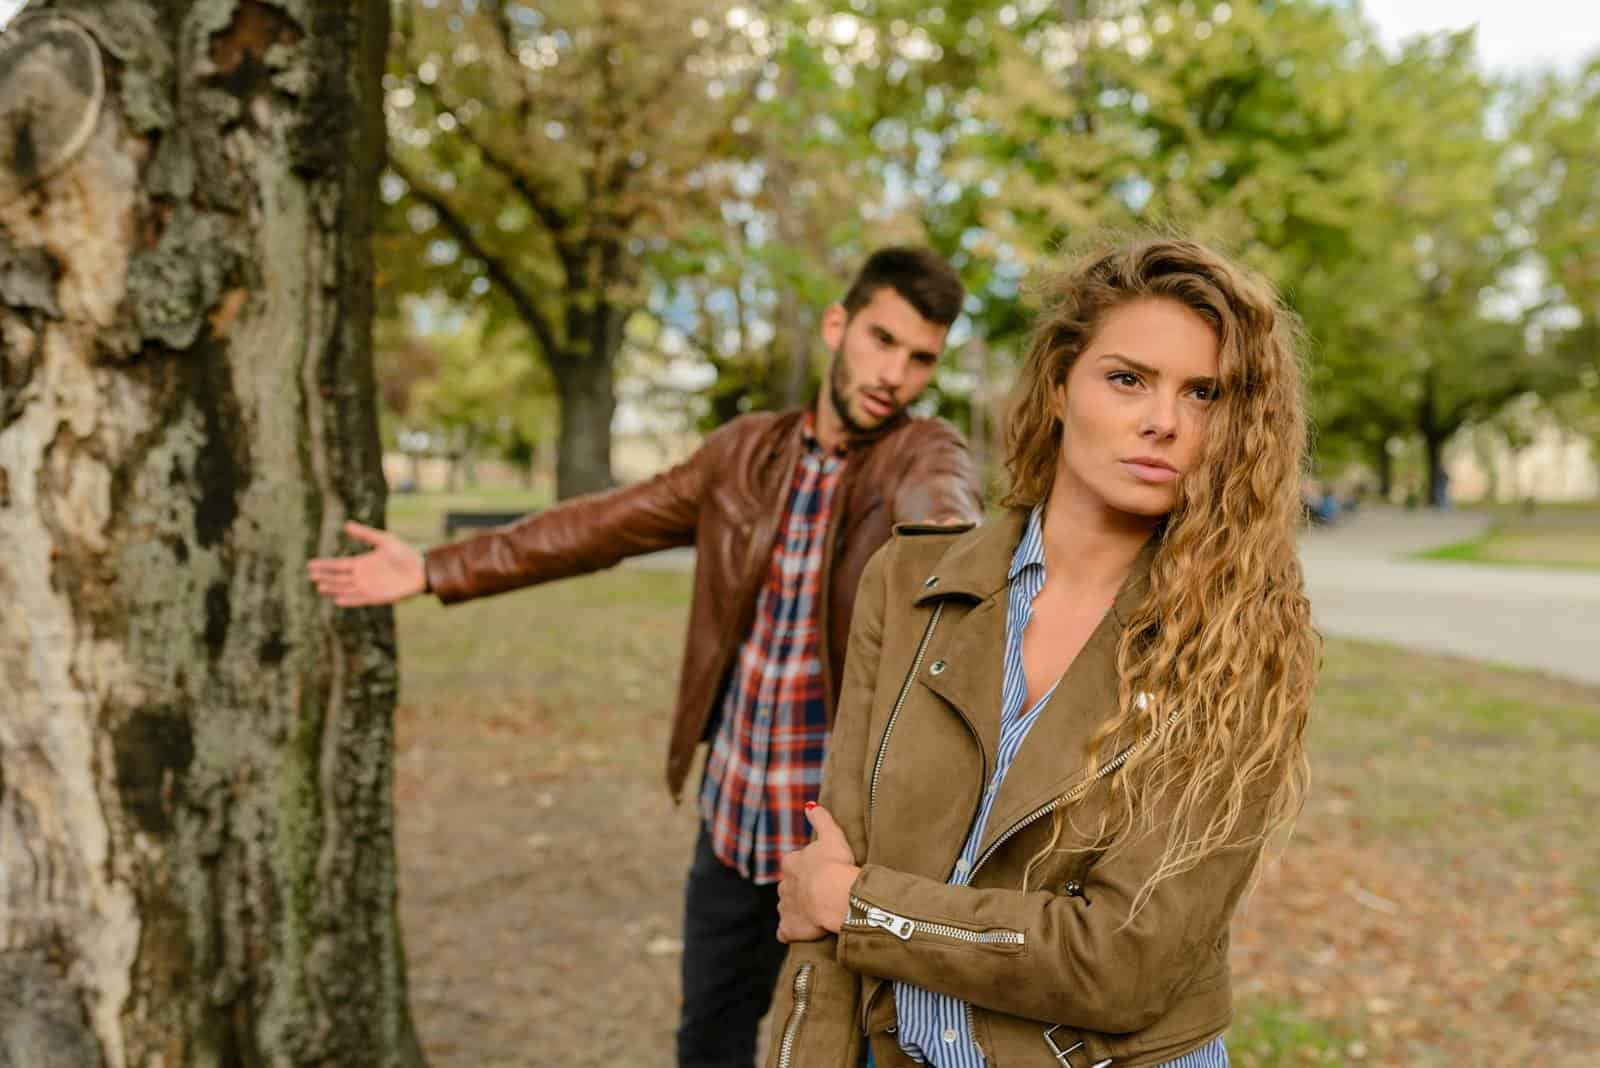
[677,824,789,1068]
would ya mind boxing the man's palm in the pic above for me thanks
[306,522,426,607]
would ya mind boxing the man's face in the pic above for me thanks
[820,287,950,435]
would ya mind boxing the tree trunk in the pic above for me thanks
[777,292,814,411]
[1374,437,1394,500]
[551,353,615,498]
[965,337,989,476]
[0,5,424,1067]
[1419,366,1449,507]
[1423,430,1450,508]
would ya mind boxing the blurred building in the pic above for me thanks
[1446,422,1599,502]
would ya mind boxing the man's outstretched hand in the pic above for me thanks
[307,521,427,607]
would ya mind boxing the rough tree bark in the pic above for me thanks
[0,3,425,1067]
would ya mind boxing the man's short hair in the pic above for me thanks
[841,247,965,327]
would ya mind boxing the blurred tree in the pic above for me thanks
[1512,54,1600,456]
[963,1,1578,503]
[382,0,762,498]
[644,0,1014,431]
[406,309,557,489]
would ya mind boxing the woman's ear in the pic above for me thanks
[1052,380,1069,423]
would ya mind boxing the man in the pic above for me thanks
[306,247,982,1066]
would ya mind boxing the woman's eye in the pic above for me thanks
[1108,371,1140,387]
[1190,384,1218,402]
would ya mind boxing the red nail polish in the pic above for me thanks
[804,801,817,811]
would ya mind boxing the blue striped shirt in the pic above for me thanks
[891,506,1227,1067]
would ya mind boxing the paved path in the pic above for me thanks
[625,507,1600,686]
[1300,507,1600,686]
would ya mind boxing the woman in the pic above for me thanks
[766,238,1317,1068]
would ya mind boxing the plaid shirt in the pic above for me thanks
[699,413,847,884]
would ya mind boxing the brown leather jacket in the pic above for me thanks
[767,511,1273,1067]
[422,407,982,798]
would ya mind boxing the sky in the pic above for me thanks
[0,1,1594,72]
[1362,0,1597,74]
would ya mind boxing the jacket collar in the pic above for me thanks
[913,508,1028,607]
[914,507,1157,626]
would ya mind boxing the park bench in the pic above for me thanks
[442,510,536,539]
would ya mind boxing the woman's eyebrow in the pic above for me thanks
[1098,353,1218,387]
[1097,352,1158,376]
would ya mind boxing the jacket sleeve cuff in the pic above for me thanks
[836,863,1031,987]
[419,538,473,604]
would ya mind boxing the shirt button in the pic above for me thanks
[929,660,947,676]
[954,858,971,875]
[942,1027,959,1044]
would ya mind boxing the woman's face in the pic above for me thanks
[1052,297,1221,520]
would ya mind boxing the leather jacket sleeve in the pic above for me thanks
[423,425,721,604]
[763,545,898,1066]
[891,419,982,527]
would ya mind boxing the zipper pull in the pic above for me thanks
[865,907,915,940]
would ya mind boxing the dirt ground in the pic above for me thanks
[396,756,696,1066]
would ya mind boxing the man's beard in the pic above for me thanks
[828,343,897,436]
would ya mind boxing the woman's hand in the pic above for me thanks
[776,803,861,944]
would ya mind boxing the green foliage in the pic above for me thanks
[378,0,1600,496]
[376,301,556,478]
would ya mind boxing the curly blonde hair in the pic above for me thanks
[1008,238,1318,918]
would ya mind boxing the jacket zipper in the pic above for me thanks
[968,703,1184,876]
[776,963,814,1068]
[844,896,1025,947]
[867,603,944,829]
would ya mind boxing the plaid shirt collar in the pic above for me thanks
[800,408,851,459]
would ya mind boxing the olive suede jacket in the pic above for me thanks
[767,510,1270,1068]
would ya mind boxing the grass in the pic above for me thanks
[1416,504,1600,570]
[1229,999,1358,1067]
[386,491,1600,1066]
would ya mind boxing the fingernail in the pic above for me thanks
[804,801,817,811]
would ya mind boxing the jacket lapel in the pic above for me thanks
[912,510,1028,784]
[973,608,1121,860]
[974,536,1158,860]
[916,594,1005,777]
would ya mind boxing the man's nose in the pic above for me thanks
[877,351,910,391]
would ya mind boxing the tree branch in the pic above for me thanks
[415,78,573,244]
[390,155,563,363]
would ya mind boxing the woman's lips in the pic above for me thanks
[1120,459,1179,483]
